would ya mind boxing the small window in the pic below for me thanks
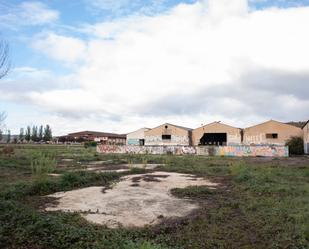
[162,135,171,140]
[165,125,168,129]
[266,133,278,139]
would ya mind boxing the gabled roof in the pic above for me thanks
[126,127,151,135]
[302,120,309,129]
[245,120,302,130]
[286,121,307,128]
[195,121,240,130]
[149,123,193,131]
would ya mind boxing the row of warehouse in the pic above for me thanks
[59,119,309,154]
[127,120,309,153]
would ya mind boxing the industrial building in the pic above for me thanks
[144,123,192,146]
[243,120,303,145]
[60,131,126,145]
[126,128,150,146]
[192,121,242,146]
[303,121,309,154]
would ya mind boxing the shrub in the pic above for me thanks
[30,152,56,177]
[2,146,14,157]
[285,136,304,155]
[84,141,97,148]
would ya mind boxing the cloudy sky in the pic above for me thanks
[1,0,309,135]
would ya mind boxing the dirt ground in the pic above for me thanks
[45,172,218,228]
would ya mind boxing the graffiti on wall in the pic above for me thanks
[97,145,196,155]
[196,145,288,157]
[145,135,189,145]
[97,145,288,157]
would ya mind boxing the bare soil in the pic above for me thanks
[45,172,218,228]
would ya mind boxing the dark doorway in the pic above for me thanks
[139,139,145,146]
[200,133,227,146]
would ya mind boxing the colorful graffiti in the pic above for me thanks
[97,145,288,157]
[97,145,196,155]
[196,145,288,157]
[145,135,189,146]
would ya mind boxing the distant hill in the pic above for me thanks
[286,121,307,128]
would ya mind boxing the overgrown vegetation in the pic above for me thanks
[286,136,305,155]
[84,141,98,148]
[171,185,213,198]
[0,144,308,249]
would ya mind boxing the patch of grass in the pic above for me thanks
[1,171,121,200]
[171,185,214,199]
[0,200,169,249]
[0,145,308,249]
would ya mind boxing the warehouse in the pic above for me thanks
[192,121,242,146]
[303,120,309,154]
[126,128,150,146]
[144,123,192,146]
[60,131,126,145]
[243,120,303,145]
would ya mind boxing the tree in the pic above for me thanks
[43,125,52,142]
[31,126,38,142]
[6,129,11,143]
[25,126,31,142]
[0,38,10,141]
[39,125,43,141]
[0,112,6,138]
[286,136,304,155]
[19,128,24,142]
[0,39,10,79]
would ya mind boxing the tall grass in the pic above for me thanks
[30,152,56,177]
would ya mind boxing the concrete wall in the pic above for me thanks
[192,122,241,146]
[97,145,196,155]
[196,145,288,157]
[97,145,288,157]
[243,120,303,145]
[126,128,150,145]
[144,123,191,146]
[303,122,309,154]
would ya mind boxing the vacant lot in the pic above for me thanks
[0,145,308,249]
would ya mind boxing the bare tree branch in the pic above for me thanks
[0,39,10,79]
[0,111,7,130]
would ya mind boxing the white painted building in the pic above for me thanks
[303,120,309,154]
[126,128,150,146]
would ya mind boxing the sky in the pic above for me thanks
[0,0,309,136]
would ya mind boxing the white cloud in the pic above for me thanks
[5,0,309,133]
[0,1,59,28]
[32,32,87,63]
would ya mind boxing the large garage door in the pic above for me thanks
[200,133,227,146]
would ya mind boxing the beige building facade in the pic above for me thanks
[144,123,192,146]
[192,122,242,146]
[126,128,150,146]
[303,121,309,154]
[243,120,303,145]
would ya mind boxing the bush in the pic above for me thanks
[31,152,56,177]
[84,141,97,148]
[1,146,14,157]
[285,136,304,155]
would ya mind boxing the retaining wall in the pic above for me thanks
[97,145,289,157]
